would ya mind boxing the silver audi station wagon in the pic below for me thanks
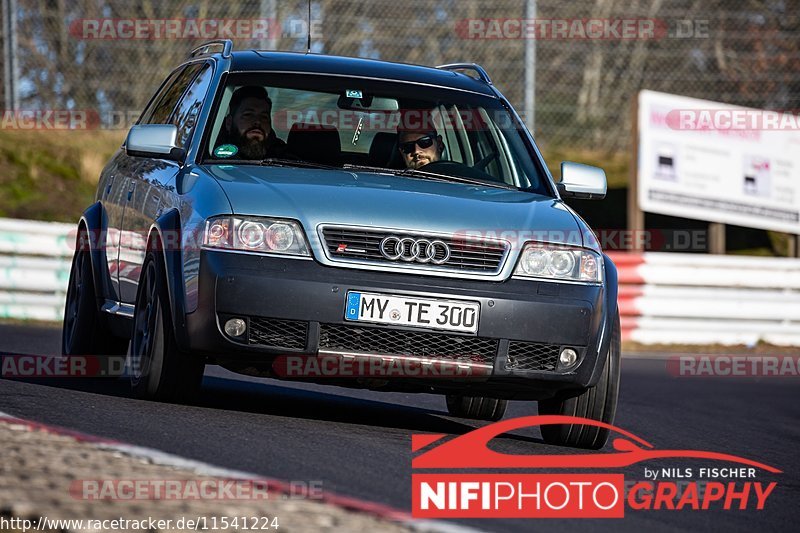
[63,40,619,449]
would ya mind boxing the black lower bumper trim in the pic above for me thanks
[184,250,609,395]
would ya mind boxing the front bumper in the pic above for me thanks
[183,250,610,400]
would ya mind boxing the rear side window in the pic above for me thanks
[137,69,181,124]
[139,63,204,125]
[172,65,213,148]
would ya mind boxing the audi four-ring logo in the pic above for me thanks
[379,236,451,264]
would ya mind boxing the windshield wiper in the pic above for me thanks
[401,168,518,190]
[343,163,517,190]
[207,158,337,169]
[343,163,456,184]
[341,163,397,174]
[260,158,339,170]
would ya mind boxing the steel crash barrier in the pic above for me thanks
[0,217,74,321]
[0,217,799,346]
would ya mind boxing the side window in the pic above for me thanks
[140,64,203,125]
[137,69,181,125]
[171,65,213,148]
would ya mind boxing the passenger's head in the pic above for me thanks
[225,86,273,158]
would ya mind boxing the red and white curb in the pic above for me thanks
[0,411,481,533]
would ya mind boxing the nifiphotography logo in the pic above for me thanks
[411,416,780,518]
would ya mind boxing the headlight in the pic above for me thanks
[513,242,602,283]
[203,216,310,256]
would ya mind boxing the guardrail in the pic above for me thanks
[0,217,74,321]
[609,252,800,346]
[1,217,798,346]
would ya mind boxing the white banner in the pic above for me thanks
[637,90,800,234]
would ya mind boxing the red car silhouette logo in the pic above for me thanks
[412,415,781,473]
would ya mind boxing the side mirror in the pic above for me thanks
[125,124,185,161]
[557,161,607,200]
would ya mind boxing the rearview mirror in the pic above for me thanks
[125,124,185,161]
[557,161,607,200]
[336,93,398,111]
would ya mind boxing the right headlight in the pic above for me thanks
[203,216,310,257]
[513,242,602,284]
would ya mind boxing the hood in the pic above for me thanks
[201,164,585,247]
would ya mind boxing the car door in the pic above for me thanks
[118,61,214,304]
[101,66,186,304]
[95,150,140,302]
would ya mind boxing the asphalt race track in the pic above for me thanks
[0,322,797,532]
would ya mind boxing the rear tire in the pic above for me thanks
[62,228,127,358]
[538,311,621,449]
[446,395,507,421]
[128,253,204,402]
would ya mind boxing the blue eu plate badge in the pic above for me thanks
[345,292,361,320]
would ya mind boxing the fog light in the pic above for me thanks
[559,348,578,368]
[225,318,247,337]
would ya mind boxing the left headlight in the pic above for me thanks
[513,242,602,283]
[203,216,310,257]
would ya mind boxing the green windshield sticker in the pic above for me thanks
[346,89,363,99]
[214,144,238,158]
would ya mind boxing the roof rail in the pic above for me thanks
[189,40,233,59]
[436,63,493,85]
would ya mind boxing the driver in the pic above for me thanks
[397,111,444,169]
[219,86,288,159]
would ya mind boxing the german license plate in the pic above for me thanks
[344,291,480,333]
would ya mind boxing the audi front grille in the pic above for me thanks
[320,226,509,274]
[319,323,498,364]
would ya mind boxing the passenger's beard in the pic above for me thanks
[229,129,268,160]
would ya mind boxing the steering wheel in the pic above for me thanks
[422,160,461,169]
[420,160,498,182]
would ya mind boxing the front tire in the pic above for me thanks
[446,395,507,421]
[538,311,621,449]
[62,229,127,357]
[128,253,204,402]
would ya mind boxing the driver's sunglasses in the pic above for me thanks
[399,135,436,154]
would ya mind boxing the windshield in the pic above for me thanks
[201,72,551,195]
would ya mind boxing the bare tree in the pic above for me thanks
[10,0,799,151]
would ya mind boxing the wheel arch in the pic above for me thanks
[585,254,620,387]
[77,201,114,306]
[145,209,190,350]
[603,253,619,323]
